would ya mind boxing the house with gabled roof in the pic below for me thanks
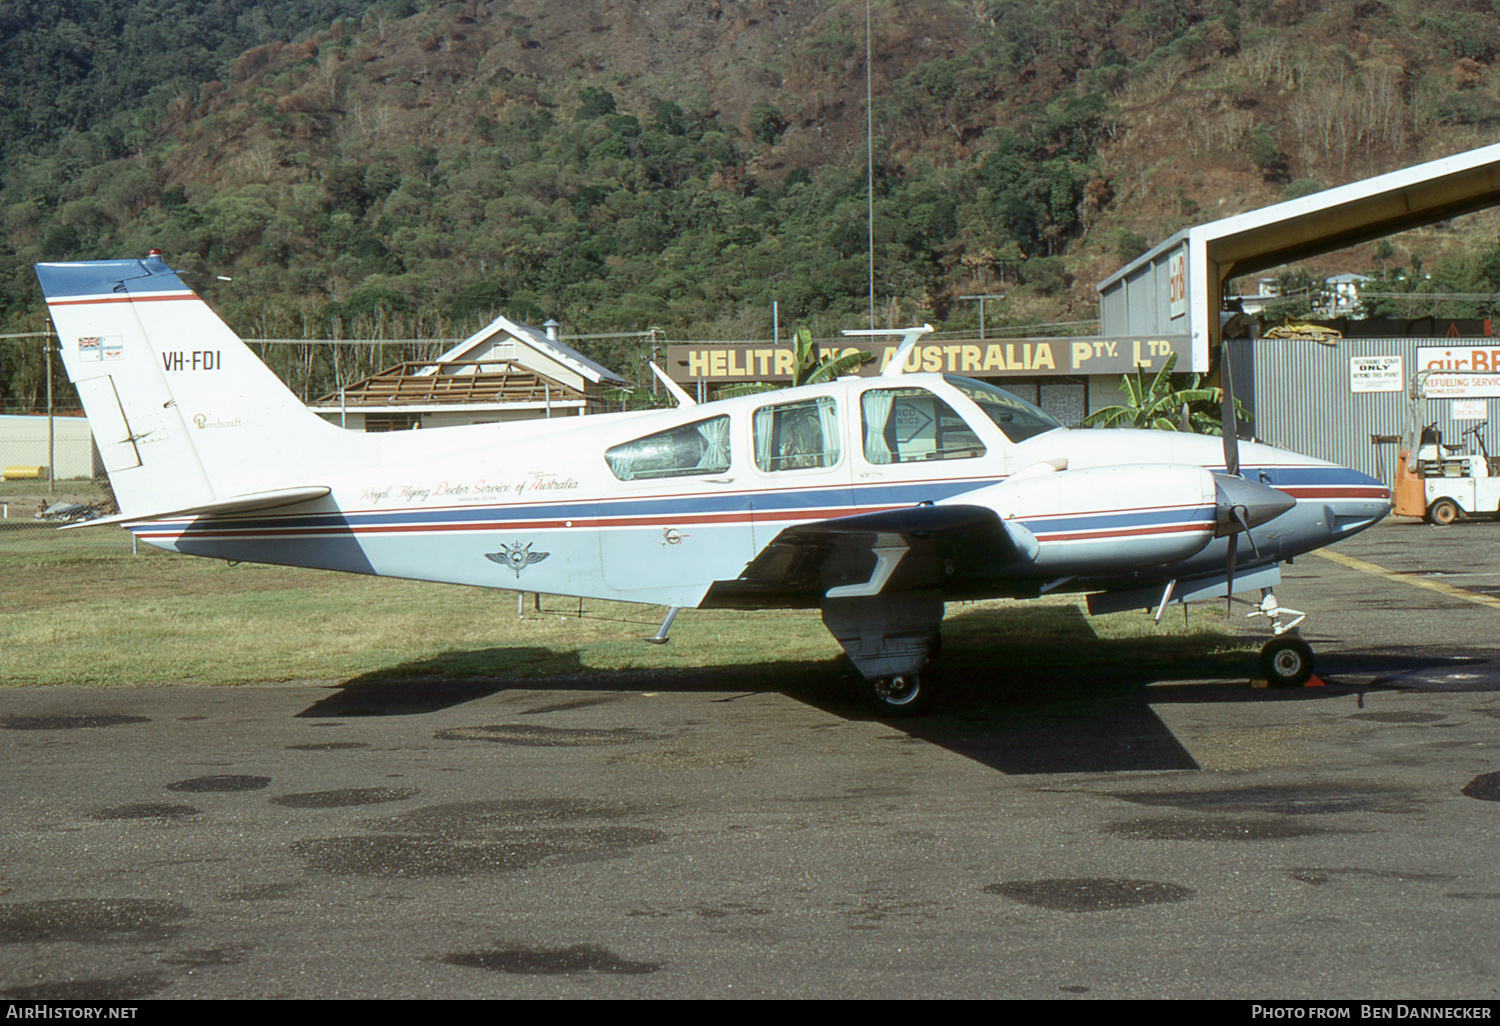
[311,314,627,431]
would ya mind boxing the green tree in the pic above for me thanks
[749,103,787,146]
[575,86,618,121]
[716,328,872,399]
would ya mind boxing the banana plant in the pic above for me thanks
[791,327,871,385]
[717,327,871,397]
[1081,352,1250,435]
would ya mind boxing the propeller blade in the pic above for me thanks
[1225,531,1237,615]
[1220,338,1239,477]
[1232,504,1261,560]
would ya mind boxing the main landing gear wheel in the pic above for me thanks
[1260,635,1314,689]
[1428,498,1462,526]
[863,673,932,717]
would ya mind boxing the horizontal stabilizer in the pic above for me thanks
[62,486,332,530]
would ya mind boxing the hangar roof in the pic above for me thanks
[1098,142,1500,371]
[1200,141,1500,281]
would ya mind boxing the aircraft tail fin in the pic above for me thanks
[34,254,347,518]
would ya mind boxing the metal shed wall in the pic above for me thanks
[1251,337,1499,488]
[0,414,96,479]
[1099,235,1190,338]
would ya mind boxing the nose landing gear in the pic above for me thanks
[1259,634,1315,688]
[1247,589,1315,688]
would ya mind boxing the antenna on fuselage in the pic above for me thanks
[842,323,933,377]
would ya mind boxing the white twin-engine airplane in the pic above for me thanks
[36,253,1391,715]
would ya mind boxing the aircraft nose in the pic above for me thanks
[1318,465,1393,534]
[1214,473,1296,535]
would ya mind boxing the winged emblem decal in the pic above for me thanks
[485,542,551,578]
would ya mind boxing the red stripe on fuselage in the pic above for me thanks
[1036,523,1212,543]
[1279,486,1391,500]
[130,506,863,541]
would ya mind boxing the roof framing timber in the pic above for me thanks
[316,360,588,408]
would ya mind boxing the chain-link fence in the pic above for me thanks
[0,409,133,561]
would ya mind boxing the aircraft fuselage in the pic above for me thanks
[121,376,1387,610]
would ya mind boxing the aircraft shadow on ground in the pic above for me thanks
[298,606,1500,775]
[297,647,836,719]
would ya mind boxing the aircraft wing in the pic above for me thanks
[700,504,1037,608]
[700,463,1299,609]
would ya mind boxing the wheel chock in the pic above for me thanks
[1251,674,1325,689]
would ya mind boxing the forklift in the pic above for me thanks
[1393,370,1500,524]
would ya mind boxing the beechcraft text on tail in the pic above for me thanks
[35,253,1391,715]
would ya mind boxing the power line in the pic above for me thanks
[1354,292,1500,302]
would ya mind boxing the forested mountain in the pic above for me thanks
[5,0,1500,409]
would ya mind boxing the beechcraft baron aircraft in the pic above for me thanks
[35,253,1391,715]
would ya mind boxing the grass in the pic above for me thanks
[0,542,1254,689]
[0,478,127,562]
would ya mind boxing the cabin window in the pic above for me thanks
[753,396,841,472]
[943,375,1061,442]
[860,387,986,464]
[604,415,731,480]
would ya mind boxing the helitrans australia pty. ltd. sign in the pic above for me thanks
[666,335,1190,383]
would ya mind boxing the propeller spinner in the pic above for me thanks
[1214,472,1294,613]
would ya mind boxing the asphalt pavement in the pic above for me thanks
[2,517,1499,1000]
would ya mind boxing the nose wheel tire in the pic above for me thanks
[864,673,931,717]
[1260,635,1314,689]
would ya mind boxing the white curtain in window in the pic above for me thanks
[753,406,775,471]
[814,397,840,465]
[606,450,636,480]
[696,416,730,470]
[862,391,894,464]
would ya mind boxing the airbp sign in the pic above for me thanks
[1168,250,1188,320]
[667,335,1190,384]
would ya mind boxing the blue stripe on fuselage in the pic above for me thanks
[133,476,1004,537]
[129,463,1371,540]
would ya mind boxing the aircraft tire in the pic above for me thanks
[1428,498,1461,526]
[863,673,932,717]
[1260,635,1314,689]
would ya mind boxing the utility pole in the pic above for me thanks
[45,334,54,497]
[959,294,1006,340]
[865,0,875,330]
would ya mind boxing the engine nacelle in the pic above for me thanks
[963,464,1222,575]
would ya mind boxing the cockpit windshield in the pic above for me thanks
[943,376,1062,442]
